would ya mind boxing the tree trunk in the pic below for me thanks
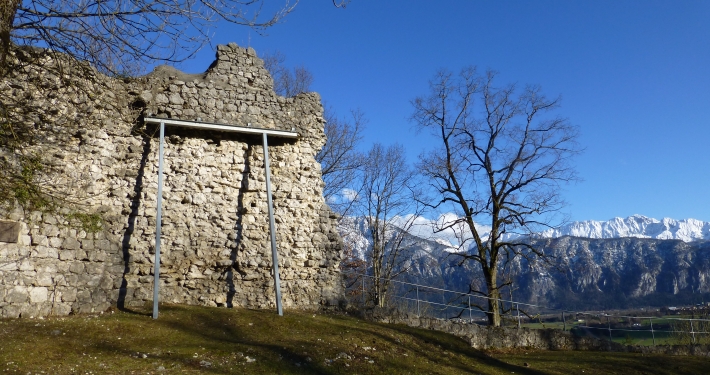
[372,235,383,307]
[373,252,383,307]
[485,269,502,326]
[0,0,20,75]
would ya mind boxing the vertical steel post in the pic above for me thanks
[361,276,365,306]
[563,311,566,331]
[607,315,612,341]
[152,121,165,320]
[468,295,472,322]
[262,133,283,316]
[650,318,655,346]
[517,303,521,329]
[416,286,420,317]
[691,320,696,344]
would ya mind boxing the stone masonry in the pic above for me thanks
[0,43,343,318]
[369,309,710,356]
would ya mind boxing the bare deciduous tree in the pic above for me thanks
[357,143,422,308]
[6,0,300,76]
[261,51,314,97]
[317,108,365,215]
[411,67,581,326]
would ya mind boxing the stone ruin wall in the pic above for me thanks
[0,43,343,318]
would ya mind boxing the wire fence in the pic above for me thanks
[344,272,710,346]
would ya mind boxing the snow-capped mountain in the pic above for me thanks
[339,214,710,311]
[538,214,710,242]
[340,215,710,260]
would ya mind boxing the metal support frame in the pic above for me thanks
[263,133,283,316]
[650,318,656,346]
[607,314,612,341]
[361,277,365,306]
[562,311,566,331]
[145,117,297,319]
[153,121,165,319]
[691,320,696,344]
[517,303,521,329]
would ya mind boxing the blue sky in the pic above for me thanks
[175,0,710,222]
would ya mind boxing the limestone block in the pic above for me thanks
[89,251,107,262]
[62,237,80,250]
[41,224,61,236]
[6,286,28,303]
[19,235,31,246]
[69,262,84,274]
[31,234,49,246]
[28,287,49,303]
[155,93,169,104]
[36,273,54,287]
[0,304,20,318]
[59,250,76,261]
[53,303,72,315]
[86,274,102,288]
[92,290,108,303]
[81,239,94,250]
[43,214,58,225]
[76,290,92,304]
[85,263,104,275]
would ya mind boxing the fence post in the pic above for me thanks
[607,315,612,342]
[562,311,566,331]
[416,285,420,318]
[516,303,521,329]
[468,295,472,323]
[361,276,365,306]
[650,318,656,346]
[691,319,696,344]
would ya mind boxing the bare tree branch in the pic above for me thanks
[4,0,350,76]
[0,0,350,224]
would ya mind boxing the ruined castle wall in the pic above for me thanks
[0,43,343,318]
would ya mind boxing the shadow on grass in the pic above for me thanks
[146,305,336,374]
[10,305,707,375]
[160,305,545,374]
[343,318,548,375]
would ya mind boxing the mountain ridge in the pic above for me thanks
[339,214,710,311]
[538,214,710,242]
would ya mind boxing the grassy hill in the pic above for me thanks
[0,304,708,374]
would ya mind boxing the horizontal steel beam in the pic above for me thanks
[144,117,299,138]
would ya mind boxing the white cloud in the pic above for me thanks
[388,212,493,249]
[341,188,358,202]
[327,188,359,205]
